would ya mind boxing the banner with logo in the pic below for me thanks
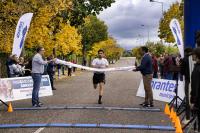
[136,78,185,103]
[0,75,53,102]
[170,19,184,58]
[12,13,33,57]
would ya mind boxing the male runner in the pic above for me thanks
[92,49,109,104]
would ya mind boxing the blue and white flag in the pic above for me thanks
[170,19,184,58]
[12,13,33,57]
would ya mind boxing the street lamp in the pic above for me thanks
[141,25,150,42]
[150,0,164,15]
[150,0,164,44]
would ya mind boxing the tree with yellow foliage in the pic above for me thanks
[89,38,124,62]
[55,23,82,56]
[0,0,73,54]
[158,2,183,43]
[0,0,115,55]
[25,2,80,56]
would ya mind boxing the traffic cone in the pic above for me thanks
[7,102,13,113]
[170,108,175,119]
[175,117,183,133]
[164,104,170,116]
[172,112,177,124]
[174,116,179,128]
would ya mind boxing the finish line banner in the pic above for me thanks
[136,78,185,103]
[0,75,53,102]
[55,59,136,72]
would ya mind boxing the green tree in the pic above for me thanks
[132,47,142,60]
[146,41,165,56]
[132,42,179,60]
[69,0,115,27]
[123,50,133,57]
[79,15,108,59]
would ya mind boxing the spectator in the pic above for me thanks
[181,47,193,124]
[190,47,200,132]
[134,46,154,107]
[68,63,72,76]
[47,55,56,90]
[163,54,174,80]
[72,60,77,72]
[152,55,158,78]
[6,55,16,78]
[57,64,61,79]
[9,56,23,77]
[31,46,51,107]
[18,57,26,77]
[158,54,164,79]
[24,58,32,76]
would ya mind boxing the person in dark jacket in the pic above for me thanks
[190,47,200,132]
[47,55,56,90]
[134,46,154,107]
[152,55,158,78]
[6,55,16,78]
[24,58,32,76]
[181,48,193,122]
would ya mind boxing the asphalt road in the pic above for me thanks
[0,57,174,133]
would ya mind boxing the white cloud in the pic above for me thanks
[98,0,181,50]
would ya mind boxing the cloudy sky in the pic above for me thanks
[98,0,181,50]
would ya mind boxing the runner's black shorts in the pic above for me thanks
[93,73,105,84]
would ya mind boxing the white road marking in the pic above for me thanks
[33,127,45,133]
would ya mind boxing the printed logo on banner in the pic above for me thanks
[152,80,176,99]
[19,26,27,48]
[136,78,185,103]
[11,77,50,89]
[17,22,24,38]
[172,27,181,46]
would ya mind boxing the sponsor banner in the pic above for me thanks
[170,19,184,58]
[0,75,53,102]
[12,13,33,57]
[136,78,185,103]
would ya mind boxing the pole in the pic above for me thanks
[150,0,164,15]
[0,99,8,107]
[148,27,150,42]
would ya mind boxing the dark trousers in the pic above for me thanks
[48,73,54,89]
[185,80,191,120]
[198,110,200,131]
[73,67,76,72]
[68,68,72,76]
[192,107,200,131]
[32,73,42,106]
[153,72,158,78]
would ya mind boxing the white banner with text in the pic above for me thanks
[0,75,53,102]
[136,78,185,103]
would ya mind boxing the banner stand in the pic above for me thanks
[168,67,184,111]
[169,79,183,108]
[182,113,198,132]
[0,99,8,107]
